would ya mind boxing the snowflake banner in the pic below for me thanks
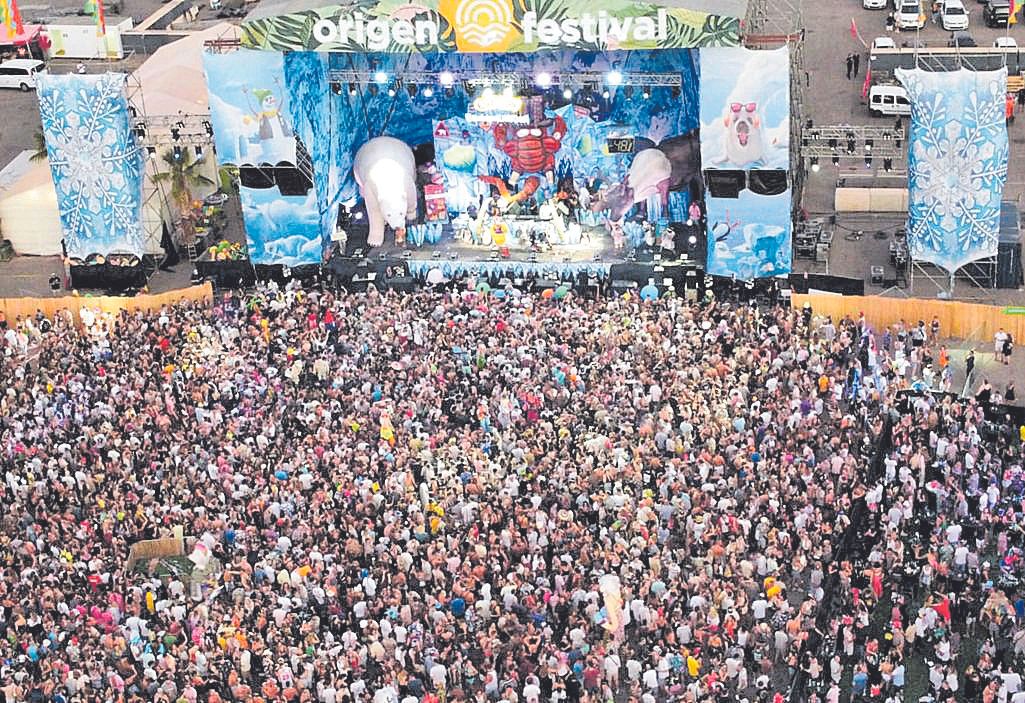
[37,73,145,259]
[896,67,1008,273]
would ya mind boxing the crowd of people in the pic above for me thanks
[0,281,1020,703]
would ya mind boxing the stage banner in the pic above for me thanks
[705,187,792,279]
[241,0,741,53]
[699,46,790,170]
[203,49,297,168]
[37,72,145,259]
[896,67,1008,272]
[239,185,323,266]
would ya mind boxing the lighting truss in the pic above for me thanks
[801,125,907,158]
[326,69,682,87]
[134,114,216,147]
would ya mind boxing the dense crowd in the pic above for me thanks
[0,283,1019,703]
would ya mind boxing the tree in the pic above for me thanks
[152,147,214,243]
[29,131,48,162]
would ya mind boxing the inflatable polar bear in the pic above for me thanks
[353,136,418,247]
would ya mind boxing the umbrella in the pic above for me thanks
[274,470,289,481]
[541,288,554,300]
[476,281,491,294]
[553,285,570,299]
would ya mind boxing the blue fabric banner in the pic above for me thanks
[896,67,1008,272]
[37,73,145,259]
[705,187,792,279]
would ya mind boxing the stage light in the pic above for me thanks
[502,84,514,98]
[439,71,455,87]
[374,71,388,84]
[642,90,650,99]
[865,156,873,168]
[810,156,820,172]
[536,71,552,88]
[846,138,856,154]
[203,120,213,136]
[349,83,358,96]
[828,138,837,151]
[671,86,680,98]
[134,123,146,139]
[623,86,633,99]
[562,87,573,100]
[687,234,698,245]
[602,89,610,99]
[171,127,180,141]
[407,84,418,97]
[883,157,894,172]
[832,155,840,166]
[368,84,379,96]
[172,145,183,162]
[606,70,623,86]
[194,145,204,158]
[865,139,874,151]
[483,86,495,98]
[331,82,342,95]
[128,105,137,118]
[146,146,157,157]
[422,86,434,97]
[387,88,396,97]
[176,120,185,130]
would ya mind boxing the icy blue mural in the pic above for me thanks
[203,49,297,167]
[896,67,1008,272]
[705,188,792,279]
[239,185,322,266]
[700,47,789,170]
[37,73,145,258]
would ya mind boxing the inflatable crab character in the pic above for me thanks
[493,114,567,187]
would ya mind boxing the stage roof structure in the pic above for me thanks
[240,0,745,53]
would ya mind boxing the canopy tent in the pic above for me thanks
[0,152,63,256]
[131,23,238,115]
[0,24,46,59]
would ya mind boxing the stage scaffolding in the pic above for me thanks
[743,0,805,212]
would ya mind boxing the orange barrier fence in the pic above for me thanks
[0,283,214,326]
[792,293,1025,344]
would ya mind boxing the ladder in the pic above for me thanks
[186,240,199,262]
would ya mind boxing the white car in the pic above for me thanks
[864,0,887,9]
[872,37,897,50]
[895,1,926,29]
[994,37,1018,48]
[941,0,970,31]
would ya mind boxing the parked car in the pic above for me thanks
[864,0,887,9]
[941,0,971,30]
[872,36,898,50]
[868,84,912,117]
[0,59,46,91]
[948,29,978,45]
[994,36,1018,48]
[895,0,927,28]
[984,0,1012,26]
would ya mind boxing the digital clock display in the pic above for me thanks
[606,137,635,154]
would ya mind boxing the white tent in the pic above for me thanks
[0,151,63,256]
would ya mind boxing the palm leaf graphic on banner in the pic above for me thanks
[700,13,740,46]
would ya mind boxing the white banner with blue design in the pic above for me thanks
[896,67,1009,272]
[37,73,145,259]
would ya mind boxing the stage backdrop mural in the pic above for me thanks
[311,49,701,244]
[37,72,146,259]
[705,187,792,279]
[241,0,742,54]
[699,46,790,170]
[896,67,1009,272]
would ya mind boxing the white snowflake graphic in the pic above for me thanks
[896,67,1008,272]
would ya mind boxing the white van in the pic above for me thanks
[868,84,912,117]
[0,59,47,91]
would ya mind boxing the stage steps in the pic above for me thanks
[186,241,199,263]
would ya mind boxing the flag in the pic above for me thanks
[850,17,858,39]
[94,0,105,36]
[1,0,24,35]
[1011,0,1018,25]
[861,65,872,100]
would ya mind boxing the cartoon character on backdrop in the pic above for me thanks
[720,101,765,167]
[591,129,702,222]
[242,81,294,142]
[353,137,418,247]
[493,96,567,186]
[478,175,541,214]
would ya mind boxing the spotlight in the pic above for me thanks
[602,89,610,99]
[331,82,342,95]
[865,156,873,168]
[642,90,650,99]
[439,71,455,87]
[422,86,434,97]
[828,138,838,151]
[483,86,495,98]
[194,145,204,158]
[801,137,809,147]
[687,234,698,245]
[832,155,840,166]
[896,137,903,149]
[203,120,213,136]
[128,105,138,117]
[883,157,893,172]
[176,120,185,130]
[374,70,388,84]
[146,146,157,157]
[536,71,552,88]
[172,145,183,162]
[846,139,856,154]
[810,156,820,172]
[805,118,814,129]
[388,88,396,97]
[865,139,874,151]
[134,123,146,139]
[170,127,181,141]
[407,84,418,97]
[606,70,623,86]
[562,87,573,100]
[502,84,513,98]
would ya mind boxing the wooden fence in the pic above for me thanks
[0,283,213,327]
[792,293,1025,344]
[126,536,185,572]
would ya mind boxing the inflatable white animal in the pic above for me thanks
[722,101,765,167]
[353,136,418,247]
